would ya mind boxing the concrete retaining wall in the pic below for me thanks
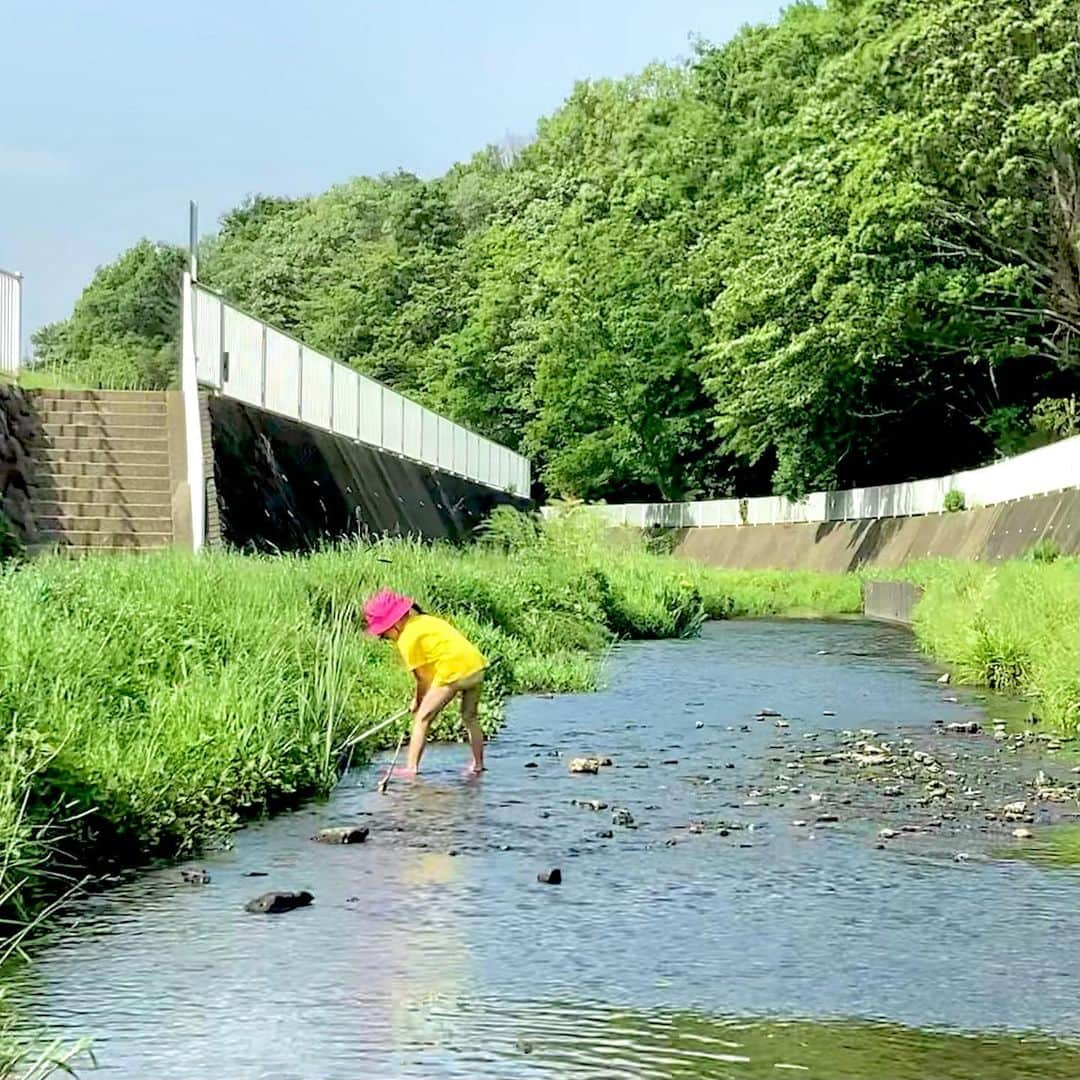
[674,489,1080,573]
[207,397,531,552]
[862,581,923,626]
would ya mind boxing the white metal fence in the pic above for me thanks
[186,279,530,496]
[571,434,1080,528]
[0,269,22,374]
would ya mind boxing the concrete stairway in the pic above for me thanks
[28,390,176,553]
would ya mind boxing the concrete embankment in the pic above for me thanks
[674,489,1080,573]
[207,397,531,551]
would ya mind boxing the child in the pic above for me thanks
[364,589,487,777]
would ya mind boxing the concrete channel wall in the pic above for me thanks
[672,488,1080,573]
[206,397,531,552]
[862,581,924,626]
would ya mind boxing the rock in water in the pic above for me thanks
[1011,828,1034,840]
[245,890,314,915]
[313,826,370,845]
[612,807,635,827]
[537,869,562,885]
[946,721,980,735]
[937,673,951,685]
[569,758,600,774]
[181,868,211,885]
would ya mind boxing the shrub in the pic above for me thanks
[943,489,966,513]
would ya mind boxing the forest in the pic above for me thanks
[32,0,1080,502]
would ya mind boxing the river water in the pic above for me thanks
[8,619,1080,1078]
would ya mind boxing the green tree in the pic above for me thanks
[32,240,186,389]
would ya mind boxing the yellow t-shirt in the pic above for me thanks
[396,614,486,687]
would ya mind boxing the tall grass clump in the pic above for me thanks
[900,558,1080,733]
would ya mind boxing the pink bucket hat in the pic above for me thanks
[364,589,414,635]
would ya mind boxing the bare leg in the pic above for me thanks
[461,684,485,772]
[406,683,457,772]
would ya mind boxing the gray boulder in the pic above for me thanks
[245,890,314,914]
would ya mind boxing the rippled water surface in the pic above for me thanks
[9,619,1080,1078]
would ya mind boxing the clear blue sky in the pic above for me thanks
[1,0,785,347]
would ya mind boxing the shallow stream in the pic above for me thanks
[8,619,1080,1078]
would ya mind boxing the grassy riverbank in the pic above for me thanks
[892,558,1080,734]
[0,512,858,937]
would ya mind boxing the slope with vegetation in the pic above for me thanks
[33,0,1080,503]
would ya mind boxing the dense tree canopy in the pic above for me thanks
[35,0,1080,499]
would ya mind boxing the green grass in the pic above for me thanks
[884,558,1080,734]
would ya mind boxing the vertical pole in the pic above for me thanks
[181,271,206,552]
[189,201,199,281]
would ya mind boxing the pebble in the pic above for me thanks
[244,890,314,915]
[878,828,898,839]
[791,819,808,827]
[1003,800,1027,816]
[775,720,790,729]
[756,708,782,718]
[180,868,211,885]
[662,759,679,765]
[696,720,705,729]
[882,786,903,797]
[612,808,635,827]
[537,869,562,885]
[1011,828,1034,840]
[313,826,369,845]
[688,823,705,835]
[524,761,538,768]
[816,814,839,824]
[954,852,971,862]
[823,711,836,717]
[569,758,600,774]
[946,721,980,735]
[937,673,951,684]
[595,830,614,839]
